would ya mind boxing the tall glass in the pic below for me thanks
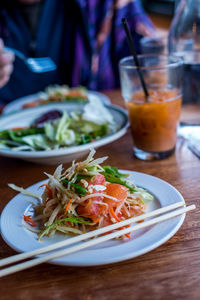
[119,55,183,161]
[168,0,200,103]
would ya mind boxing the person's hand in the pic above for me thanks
[0,39,15,88]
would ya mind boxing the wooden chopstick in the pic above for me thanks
[0,201,185,268]
[0,203,195,277]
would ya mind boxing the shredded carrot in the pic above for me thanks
[11,127,27,130]
[92,217,101,223]
[23,215,36,227]
[66,221,75,227]
[109,207,130,239]
[124,224,131,239]
[65,199,73,215]
[137,219,144,223]
[40,184,52,199]
[125,233,130,239]
[109,207,121,222]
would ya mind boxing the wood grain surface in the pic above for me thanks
[0,90,200,300]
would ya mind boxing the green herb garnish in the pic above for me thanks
[62,178,87,196]
[102,166,136,192]
[39,216,92,240]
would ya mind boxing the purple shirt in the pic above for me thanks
[0,0,154,103]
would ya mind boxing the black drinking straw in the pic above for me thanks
[122,18,149,100]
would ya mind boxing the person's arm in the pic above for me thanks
[113,0,156,55]
[0,38,15,88]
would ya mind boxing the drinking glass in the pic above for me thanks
[119,54,183,161]
[168,0,200,103]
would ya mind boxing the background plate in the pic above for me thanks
[3,91,111,114]
[0,103,128,164]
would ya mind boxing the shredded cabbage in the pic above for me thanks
[9,150,154,240]
[8,184,41,204]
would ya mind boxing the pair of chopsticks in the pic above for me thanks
[0,202,195,277]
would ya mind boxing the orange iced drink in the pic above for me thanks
[127,88,182,153]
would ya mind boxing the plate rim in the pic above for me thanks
[0,170,185,266]
[2,90,111,115]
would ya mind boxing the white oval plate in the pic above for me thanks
[0,171,185,266]
[0,103,128,164]
[3,91,111,114]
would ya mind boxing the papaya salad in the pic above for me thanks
[9,150,154,240]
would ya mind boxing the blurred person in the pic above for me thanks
[0,0,155,104]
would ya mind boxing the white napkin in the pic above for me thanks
[178,125,200,158]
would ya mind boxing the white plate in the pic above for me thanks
[3,91,111,114]
[0,103,128,164]
[0,171,185,266]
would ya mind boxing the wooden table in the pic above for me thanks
[0,90,200,300]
